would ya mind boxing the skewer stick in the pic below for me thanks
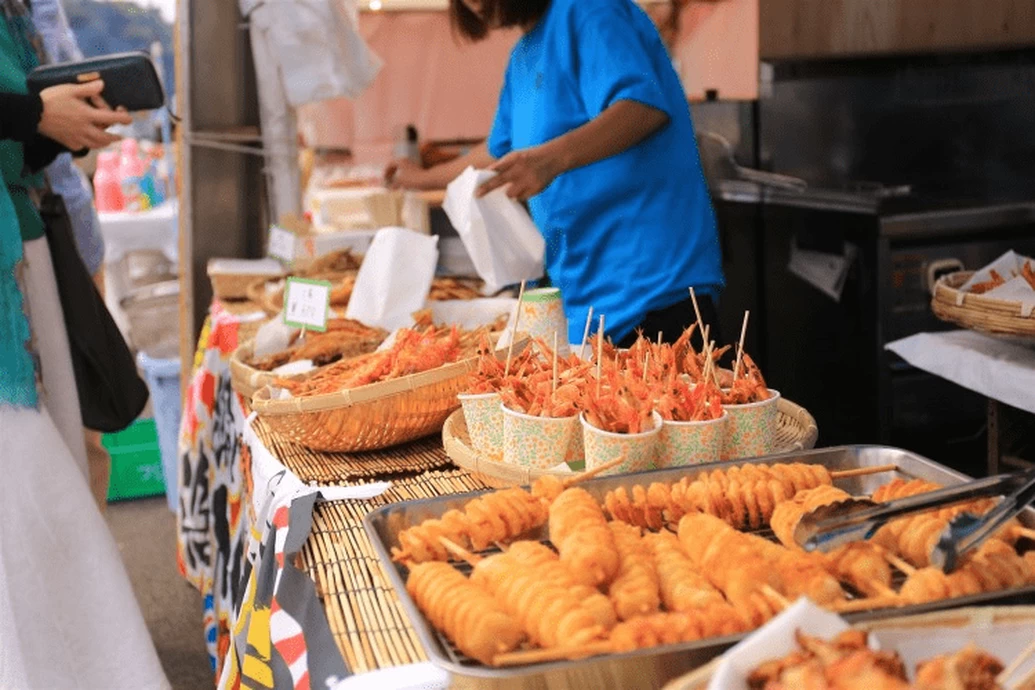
[643,351,650,383]
[828,595,902,614]
[504,280,527,378]
[438,537,482,566]
[709,341,722,387]
[1013,526,1035,542]
[998,637,1035,686]
[493,641,614,668]
[552,332,559,395]
[880,550,917,576]
[565,453,629,487]
[829,465,899,480]
[657,332,663,348]
[578,307,595,360]
[596,315,605,397]
[761,585,791,611]
[732,311,750,382]
[870,581,899,599]
[689,287,706,340]
[1011,666,1035,690]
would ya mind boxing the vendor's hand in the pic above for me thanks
[385,158,431,190]
[38,81,133,151]
[476,145,562,200]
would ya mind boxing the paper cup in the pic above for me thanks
[565,425,585,464]
[657,411,728,468]
[581,412,663,476]
[458,392,503,460]
[520,287,570,356]
[722,389,781,461]
[502,404,579,470]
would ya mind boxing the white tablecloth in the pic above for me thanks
[886,330,1035,415]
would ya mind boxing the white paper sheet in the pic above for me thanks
[959,250,1034,292]
[443,167,545,295]
[886,330,1035,415]
[345,227,439,331]
[328,662,449,690]
[708,599,855,690]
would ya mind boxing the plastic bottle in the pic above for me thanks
[93,151,124,212]
[119,139,151,212]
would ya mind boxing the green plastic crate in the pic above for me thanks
[102,418,167,502]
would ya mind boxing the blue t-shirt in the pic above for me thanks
[487,0,724,344]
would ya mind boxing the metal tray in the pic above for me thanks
[363,446,1035,690]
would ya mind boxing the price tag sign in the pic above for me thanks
[268,225,296,264]
[283,277,331,332]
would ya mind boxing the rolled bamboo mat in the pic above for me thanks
[298,468,490,674]
[253,418,453,484]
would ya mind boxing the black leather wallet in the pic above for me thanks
[27,52,165,112]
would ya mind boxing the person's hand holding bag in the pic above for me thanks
[38,80,132,151]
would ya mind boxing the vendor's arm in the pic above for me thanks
[476,101,668,199]
[385,141,495,190]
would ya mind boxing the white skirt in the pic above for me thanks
[0,404,170,689]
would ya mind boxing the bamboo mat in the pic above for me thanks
[298,469,490,674]
[253,420,453,484]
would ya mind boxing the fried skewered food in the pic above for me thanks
[900,539,1034,604]
[609,607,747,652]
[606,462,834,531]
[645,530,728,610]
[771,485,896,597]
[607,522,662,621]
[466,548,606,649]
[391,485,549,563]
[550,488,622,588]
[914,644,1004,690]
[405,562,525,665]
[501,541,617,630]
[677,513,783,621]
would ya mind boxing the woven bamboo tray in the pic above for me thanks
[932,271,1035,340]
[443,397,819,488]
[252,340,526,453]
[664,606,1035,690]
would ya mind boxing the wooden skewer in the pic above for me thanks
[689,287,706,340]
[828,595,903,614]
[709,340,722,387]
[438,537,482,566]
[504,280,527,378]
[657,332,663,347]
[761,585,791,611]
[596,315,605,396]
[829,464,899,480]
[1013,526,1035,542]
[1012,666,1035,690]
[732,310,750,382]
[552,332,559,395]
[870,581,899,599]
[565,453,629,487]
[998,637,1035,685]
[492,641,614,668]
[642,351,650,383]
[578,307,594,361]
[881,550,917,576]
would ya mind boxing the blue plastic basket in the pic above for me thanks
[137,352,182,512]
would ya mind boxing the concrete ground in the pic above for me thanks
[106,496,214,690]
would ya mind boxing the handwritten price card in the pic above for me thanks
[268,225,296,264]
[283,277,331,332]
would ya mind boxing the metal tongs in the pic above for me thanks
[795,467,1035,572]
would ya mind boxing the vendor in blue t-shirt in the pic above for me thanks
[387,0,724,347]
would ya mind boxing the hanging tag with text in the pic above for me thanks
[283,277,331,332]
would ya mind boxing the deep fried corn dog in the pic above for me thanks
[900,539,1034,604]
[550,488,621,587]
[470,552,605,648]
[392,486,548,563]
[609,607,748,652]
[501,541,617,630]
[677,514,782,621]
[406,562,524,664]
[605,462,832,531]
[770,486,894,597]
[607,522,662,621]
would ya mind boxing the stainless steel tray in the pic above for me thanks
[363,446,1035,690]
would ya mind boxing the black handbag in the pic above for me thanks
[38,192,150,432]
[27,52,165,112]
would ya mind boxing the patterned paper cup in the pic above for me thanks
[721,389,781,461]
[565,425,585,464]
[657,411,728,469]
[458,392,503,460]
[520,287,570,357]
[502,404,579,470]
[581,412,663,476]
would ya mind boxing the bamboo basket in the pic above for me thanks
[932,271,1035,339]
[252,339,527,453]
[664,606,1035,690]
[442,397,819,488]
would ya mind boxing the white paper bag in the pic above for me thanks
[345,227,439,331]
[960,250,1035,292]
[443,167,545,295]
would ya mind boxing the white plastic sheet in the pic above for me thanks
[443,167,544,295]
[345,227,439,331]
